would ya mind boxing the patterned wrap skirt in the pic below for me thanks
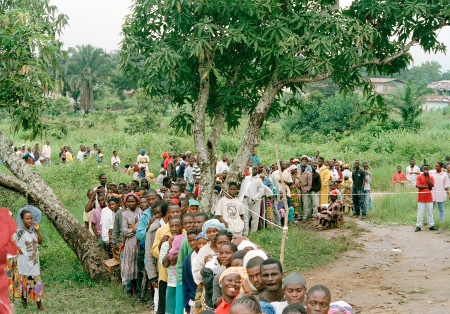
[19,275,44,301]
[6,257,20,302]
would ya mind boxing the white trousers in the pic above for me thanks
[416,202,434,227]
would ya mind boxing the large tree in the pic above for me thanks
[0,0,112,281]
[65,45,112,113]
[120,0,449,211]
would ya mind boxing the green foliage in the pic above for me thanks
[282,92,368,140]
[387,80,430,129]
[394,61,443,84]
[46,96,71,117]
[0,0,68,138]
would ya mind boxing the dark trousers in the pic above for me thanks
[352,188,366,216]
[137,246,145,297]
[157,280,168,314]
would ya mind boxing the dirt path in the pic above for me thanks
[302,218,450,314]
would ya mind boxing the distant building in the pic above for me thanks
[369,78,405,95]
[422,96,450,111]
[427,80,450,96]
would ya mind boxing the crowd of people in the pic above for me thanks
[5,140,450,313]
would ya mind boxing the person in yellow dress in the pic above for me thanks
[318,157,332,205]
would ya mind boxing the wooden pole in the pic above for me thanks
[274,142,289,268]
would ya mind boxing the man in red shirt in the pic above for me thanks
[415,165,437,232]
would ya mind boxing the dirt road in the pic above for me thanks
[303,218,450,313]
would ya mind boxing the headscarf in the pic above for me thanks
[259,302,276,314]
[125,192,140,202]
[195,232,208,241]
[219,266,248,284]
[202,218,227,234]
[329,301,353,314]
[282,272,306,288]
[17,205,41,229]
[162,152,168,158]
[242,250,268,268]
[237,240,258,251]
[140,149,146,153]
[330,189,339,196]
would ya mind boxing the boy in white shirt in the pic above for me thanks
[214,182,245,235]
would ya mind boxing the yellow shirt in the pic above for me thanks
[152,223,171,282]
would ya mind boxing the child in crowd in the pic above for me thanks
[16,210,44,311]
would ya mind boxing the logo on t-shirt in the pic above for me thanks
[227,203,238,219]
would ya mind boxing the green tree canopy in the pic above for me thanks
[65,45,112,113]
[0,0,67,137]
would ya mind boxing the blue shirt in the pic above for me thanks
[297,164,312,173]
[136,207,154,244]
[249,155,260,165]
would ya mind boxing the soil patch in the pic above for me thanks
[299,217,450,313]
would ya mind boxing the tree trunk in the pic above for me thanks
[0,132,113,282]
[227,80,281,184]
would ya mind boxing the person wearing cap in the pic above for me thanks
[316,190,343,229]
[137,149,150,169]
[188,199,200,214]
[296,156,312,173]
[296,162,312,221]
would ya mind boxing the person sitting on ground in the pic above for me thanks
[392,166,408,185]
[305,285,330,314]
[316,190,343,230]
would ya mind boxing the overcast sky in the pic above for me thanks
[50,0,450,71]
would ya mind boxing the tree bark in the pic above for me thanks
[0,132,113,282]
[227,78,282,184]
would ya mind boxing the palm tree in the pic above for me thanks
[65,45,111,113]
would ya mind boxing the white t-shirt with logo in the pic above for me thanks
[214,197,245,233]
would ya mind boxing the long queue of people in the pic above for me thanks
[82,188,354,314]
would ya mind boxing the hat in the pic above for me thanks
[140,149,146,153]
[343,164,350,169]
[301,155,309,160]
[282,272,307,288]
[21,144,25,147]
[330,189,339,196]
[162,152,168,158]
[292,158,300,164]
[188,200,199,206]
[185,151,192,155]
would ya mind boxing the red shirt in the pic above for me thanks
[416,174,434,203]
[164,157,172,170]
[392,172,407,184]
[215,298,233,314]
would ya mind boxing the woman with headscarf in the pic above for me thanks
[215,267,248,314]
[328,301,353,314]
[121,193,143,298]
[317,190,343,229]
[271,273,308,314]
